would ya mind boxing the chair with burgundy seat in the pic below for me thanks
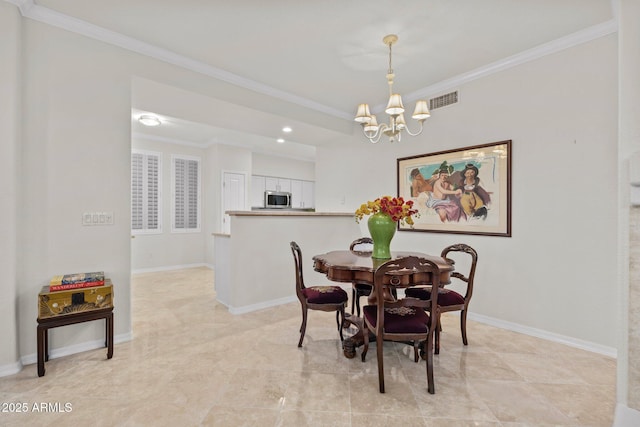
[405,243,478,354]
[361,256,440,394]
[349,237,374,316]
[290,241,348,348]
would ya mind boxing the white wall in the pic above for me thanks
[0,2,20,371]
[17,18,135,359]
[252,152,315,181]
[131,136,208,272]
[317,35,619,351]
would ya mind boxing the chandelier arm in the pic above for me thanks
[401,121,425,137]
[362,124,389,144]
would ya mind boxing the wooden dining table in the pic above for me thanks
[312,250,454,358]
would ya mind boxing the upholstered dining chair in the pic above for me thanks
[349,237,374,316]
[405,243,478,354]
[361,256,440,394]
[290,241,348,348]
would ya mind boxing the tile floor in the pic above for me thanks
[0,267,615,426]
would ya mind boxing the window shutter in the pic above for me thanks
[146,155,159,230]
[172,155,201,232]
[131,151,162,233]
[131,153,144,230]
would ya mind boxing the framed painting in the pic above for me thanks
[397,140,511,236]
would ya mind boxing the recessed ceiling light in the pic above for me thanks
[277,138,285,144]
[138,115,161,127]
[282,126,292,133]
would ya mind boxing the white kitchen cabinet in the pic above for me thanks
[251,175,266,207]
[265,177,291,192]
[302,180,315,208]
[290,180,302,208]
[290,179,315,209]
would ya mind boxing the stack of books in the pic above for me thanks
[49,271,105,292]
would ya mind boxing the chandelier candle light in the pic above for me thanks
[354,34,430,144]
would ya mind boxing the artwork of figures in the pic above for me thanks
[397,140,511,236]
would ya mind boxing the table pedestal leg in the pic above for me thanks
[342,313,365,359]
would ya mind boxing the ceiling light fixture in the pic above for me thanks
[354,34,430,144]
[282,126,292,133]
[138,114,161,127]
[277,138,285,144]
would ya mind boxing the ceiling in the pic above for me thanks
[11,0,615,160]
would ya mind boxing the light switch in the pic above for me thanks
[83,211,115,226]
[82,213,92,225]
[632,187,640,207]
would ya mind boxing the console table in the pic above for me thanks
[37,308,114,377]
[37,283,114,377]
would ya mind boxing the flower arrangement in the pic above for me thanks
[355,196,419,226]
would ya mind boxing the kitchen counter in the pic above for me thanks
[228,211,352,217]
[213,211,360,314]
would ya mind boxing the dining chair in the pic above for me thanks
[290,241,348,348]
[361,256,440,394]
[349,237,374,316]
[405,243,478,354]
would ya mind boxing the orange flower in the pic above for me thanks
[355,196,419,227]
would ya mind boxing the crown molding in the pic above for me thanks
[9,0,618,122]
[8,0,351,121]
[403,19,618,104]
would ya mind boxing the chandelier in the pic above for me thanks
[354,34,430,143]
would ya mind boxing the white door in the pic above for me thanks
[222,172,246,234]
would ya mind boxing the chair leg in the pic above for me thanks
[351,288,356,315]
[298,306,308,347]
[435,320,441,355]
[336,307,345,341]
[460,308,468,345]
[361,323,369,362]
[425,334,435,394]
[376,334,385,393]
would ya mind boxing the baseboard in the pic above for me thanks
[0,360,23,377]
[613,404,640,426]
[132,263,212,275]
[468,312,617,358]
[18,331,133,368]
[228,295,298,315]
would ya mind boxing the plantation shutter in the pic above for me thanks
[131,151,161,233]
[173,156,200,231]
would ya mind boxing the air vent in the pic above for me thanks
[429,91,458,110]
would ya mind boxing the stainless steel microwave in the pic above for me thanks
[265,191,291,209]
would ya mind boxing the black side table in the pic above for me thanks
[37,307,114,377]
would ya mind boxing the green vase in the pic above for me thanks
[367,212,397,259]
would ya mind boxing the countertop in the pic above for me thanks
[227,211,353,217]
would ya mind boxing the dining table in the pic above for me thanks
[312,249,454,358]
